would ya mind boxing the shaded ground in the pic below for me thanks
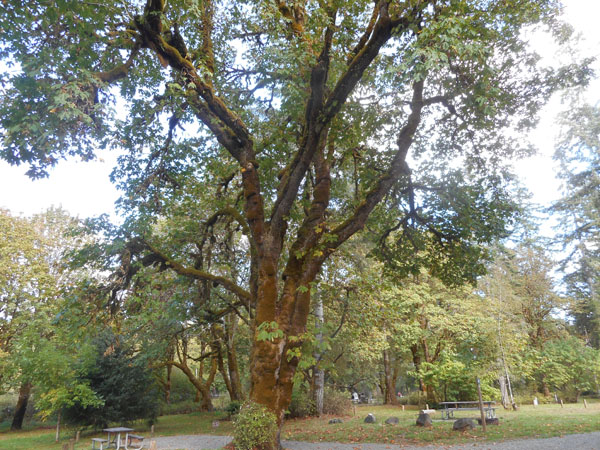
[143,431,600,449]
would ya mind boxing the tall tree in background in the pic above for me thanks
[553,105,600,347]
[0,1,589,445]
[483,242,567,396]
[0,210,54,430]
[0,208,98,430]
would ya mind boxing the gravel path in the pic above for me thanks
[143,432,600,450]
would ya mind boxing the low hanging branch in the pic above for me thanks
[144,241,252,303]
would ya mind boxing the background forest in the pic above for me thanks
[2,105,599,428]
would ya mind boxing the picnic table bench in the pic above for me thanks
[439,401,496,420]
[91,437,109,450]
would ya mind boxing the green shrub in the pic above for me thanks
[288,386,316,418]
[398,391,422,406]
[159,399,206,416]
[233,402,277,450]
[225,400,242,417]
[322,388,351,415]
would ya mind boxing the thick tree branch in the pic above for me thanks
[95,44,141,83]
[199,0,216,85]
[347,1,382,64]
[136,1,253,157]
[136,1,267,255]
[321,4,396,125]
[329,79,425,250]
[145,242,252,302]
[275,0,306,38]
[270,22,335,242]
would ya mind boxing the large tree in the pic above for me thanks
[0,209,56,430]
[0,0,589,445]
[0,208,99,430]
[553,104,600,347]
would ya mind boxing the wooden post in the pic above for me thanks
[402,404,405,411]
[68,438,75,450]
[476,378,487,433]
[560,399,564,408]
[75,430,80,443]
[151,425,155,437]
[584,399,588,408]
[426,403,429,410]
[149,441,157,450]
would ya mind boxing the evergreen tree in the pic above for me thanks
[553,105,600,347]
[62,333,160,428]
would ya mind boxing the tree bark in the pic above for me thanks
[382,349,397,404]
[225,315,244,401]
[314,292,325,415]
[542,379,551,397]
[11,382,32,431]
[55,410,61,442]
[499,374,508,408]
[171,357,218,411]
[165,363,173,404]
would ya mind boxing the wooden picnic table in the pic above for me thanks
[439,401,496,420]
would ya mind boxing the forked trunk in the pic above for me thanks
[173,357,217,411]
[249,269,314,449]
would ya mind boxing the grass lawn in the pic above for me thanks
[0,402,599,449]
[282,402,600,445]
[0,412,235,450]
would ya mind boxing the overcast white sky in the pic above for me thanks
[1,0,599,223]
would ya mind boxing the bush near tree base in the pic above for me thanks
[233,402,278,450]
[225,400,242,418]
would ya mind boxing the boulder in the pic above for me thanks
[453,418,476,431]
[364,413,376,423]
[416,413,432,427]
[385,417,399,425]
[477,417,499,426]
[329,418,343,424]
